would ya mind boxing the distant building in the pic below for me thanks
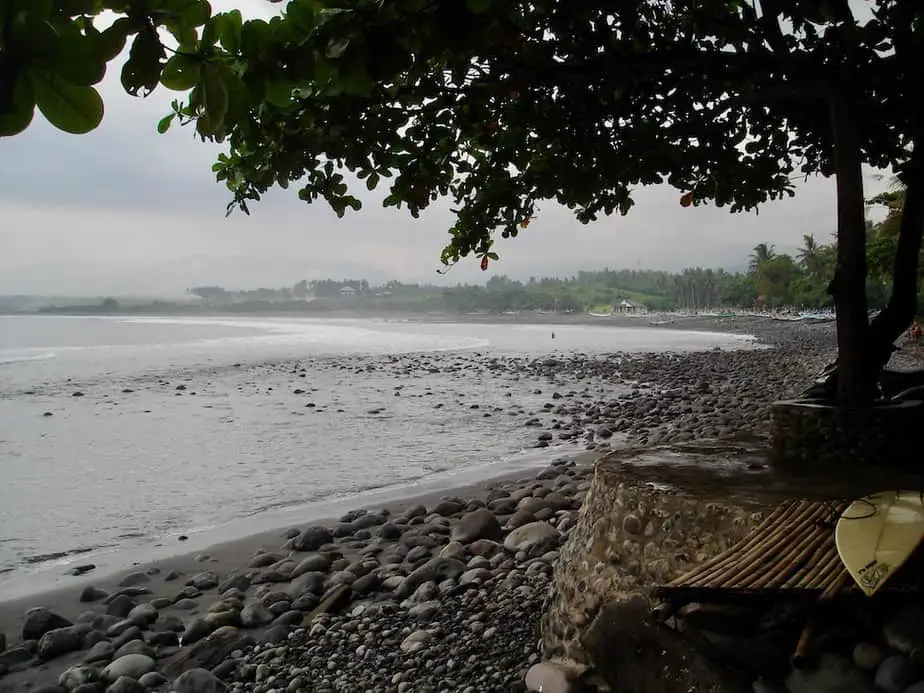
[339,285,357,297]
[616,299,639,314]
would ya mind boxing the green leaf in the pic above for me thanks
[180,0,212,27]
[326,38,350,59]
[366,172,380,190]
[240,19,270,56]
[27,69,103,134]
[218,10,243,54]
[201,16,220,47]
[157,112,175,134]
[0,76,36,137]
[338,60,373,96]
[465,0,491,13]
[44,28,107,86]
[200,63,228,134]
[286,0,319,34]
[264,81,293,108]
[160,54,201,91]
[121,29,165,96]
[96,18,131,62]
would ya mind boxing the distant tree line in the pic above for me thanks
[174,210,921,316]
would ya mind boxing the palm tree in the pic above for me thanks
[748,243,776,274]
[798,234,821,276]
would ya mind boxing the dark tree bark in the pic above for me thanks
[828,88,872,407]
[867,151,924,370]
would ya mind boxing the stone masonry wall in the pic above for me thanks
[769,399,922,469]
[540,459,765,665]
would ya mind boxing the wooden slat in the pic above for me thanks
[653,498,924,604]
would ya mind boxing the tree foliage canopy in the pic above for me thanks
[2,0,922,269]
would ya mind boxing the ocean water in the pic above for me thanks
[0,315,753,592]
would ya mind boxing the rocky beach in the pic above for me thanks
[5,316,923,693]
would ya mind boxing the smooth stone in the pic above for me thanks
[38,627,82,660]
[408,601,440,621]
[853,642,883,670]
[127,603,157,626]
[875,655,916,693]
[80,586,109,603]
[106,675,146,693]
[217,572,251,594]
[173,667,225,693]
[290,554,330,577]
[524,662,582,693]
[399,629,432,654]
[785,654,874,693]
[292,526,333,551]
[101,653,156,682]
[85,640,115,663]
[395,557,465,598]
[113,639,155,659]
[106,596,137,619]
[23,607,73,640]
[187,571,219,590]
[503,521,561,553]
[884,610,924,654]
[451,508,503,544]
[439,542,466,560]
[137,672,168,688]
[58,665,99,690]
[118,572,151,587]
[240,604,274,628]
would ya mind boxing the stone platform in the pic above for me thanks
[540,440,924,692]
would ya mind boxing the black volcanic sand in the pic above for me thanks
[0,317,849,692]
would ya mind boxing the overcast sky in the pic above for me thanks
[0,0,890,297]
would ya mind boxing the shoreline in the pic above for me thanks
[0,445,592,605]
[0,453,597,691]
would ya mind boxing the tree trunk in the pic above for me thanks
[867,152,924,369]
[828,88,871,407]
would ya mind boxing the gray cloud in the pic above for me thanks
[0,0,891,296]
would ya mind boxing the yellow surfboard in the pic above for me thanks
[835,491,924,597]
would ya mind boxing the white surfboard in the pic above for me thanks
[835,490,924,597]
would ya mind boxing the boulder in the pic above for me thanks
[106,675,146,693]
[37,627,82,660]
[186,571,219,591]
[162,626,253,679]
[239,604,274,628]
[395,557,466,598]
[524,662,585,693]
[216,572,251,594]
[874,655,916,693]
[173,667,226,693]
[101,653,156,682]
[58,665,99,690]
[787,654,875,693]
[292,526,333,551]
[290,554,330,578]
[22,607,73,641]
[503,521,560,554]
[79,586,108,603]
[451,508,503,544]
